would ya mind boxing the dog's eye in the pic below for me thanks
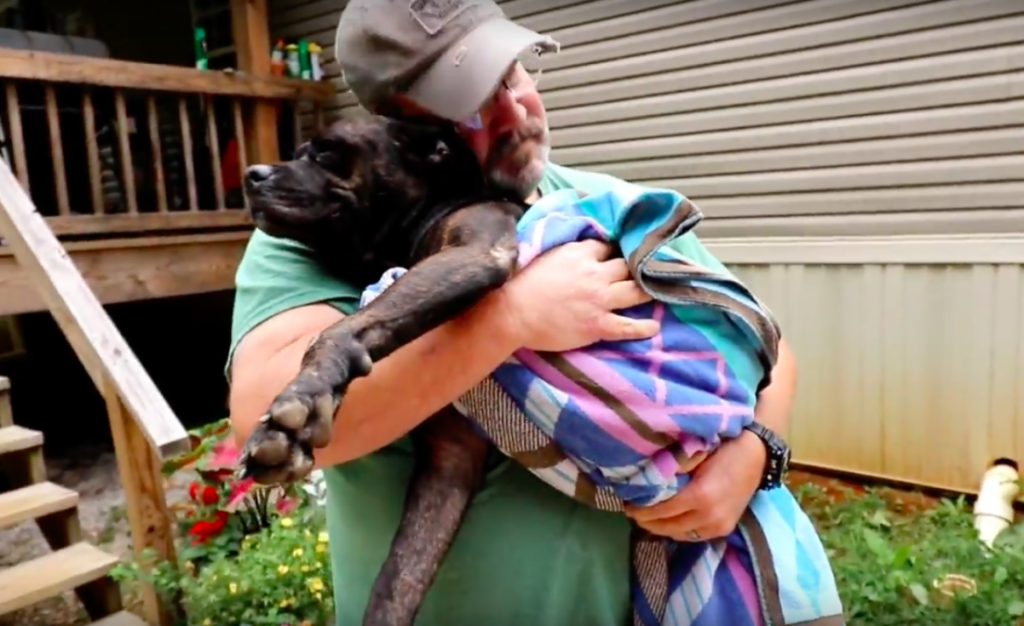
[314,151,355,178]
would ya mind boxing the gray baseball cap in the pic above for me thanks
[335,0,559,122]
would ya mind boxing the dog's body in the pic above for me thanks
[239,116,528,626]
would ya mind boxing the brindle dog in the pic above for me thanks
[238,116,528,626]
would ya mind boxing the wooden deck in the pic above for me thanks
[0,12,334,620]
[0,45,333,315]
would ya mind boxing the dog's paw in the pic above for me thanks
[238,333,373,484]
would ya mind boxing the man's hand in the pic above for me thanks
[624,432,766,541]
[624,337,798,541]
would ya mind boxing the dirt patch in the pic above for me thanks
[787,469,948,514]
[0,443,196,626]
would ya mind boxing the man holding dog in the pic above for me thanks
[227,1,804,624]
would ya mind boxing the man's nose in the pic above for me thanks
[490,88,528,132]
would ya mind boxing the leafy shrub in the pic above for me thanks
[794,480,1024,626]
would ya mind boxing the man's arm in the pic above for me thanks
[745,334,798,449]
[229,293,521,468]
[229,239,659,470]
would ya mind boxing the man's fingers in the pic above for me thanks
[605,280,652,310]
[573,238,619,261]
[596,312,660,342]
[626,491,699,523]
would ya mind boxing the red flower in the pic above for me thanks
[188,481,220,506]
[188,510,230,544]
[200,485,220,506]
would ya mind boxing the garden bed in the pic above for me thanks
[788,470,1024,626]
[5,420,1023,625]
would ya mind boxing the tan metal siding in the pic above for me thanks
[709,237,1024,493]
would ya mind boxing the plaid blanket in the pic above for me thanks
[360,184,844,626]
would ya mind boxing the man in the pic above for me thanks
[226,1,799,625]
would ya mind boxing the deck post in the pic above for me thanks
[231,0,282,164]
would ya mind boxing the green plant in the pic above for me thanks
[162,418,309,567]
[793,481,1024,626]
[112,507,333,626]
[112,417,333,625]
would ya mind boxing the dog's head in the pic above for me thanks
[243,116,487,277]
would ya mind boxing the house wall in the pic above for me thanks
[268,0,1024,493]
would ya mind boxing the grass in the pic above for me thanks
[790,471,1024,626]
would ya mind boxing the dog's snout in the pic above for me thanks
[246,164,275,184]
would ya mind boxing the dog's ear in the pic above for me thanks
[293,141,312,159]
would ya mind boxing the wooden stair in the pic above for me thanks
[0,376,141,624]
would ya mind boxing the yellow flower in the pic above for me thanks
[292,547,303,558]
[203,620,212,626]
[280,517,294,528]
[280,597,295,608]
[315,592,323,602]
[228,582,238,595]
[316,543,327,553]
[277,564,290,575]
[317,531,329,543]
[308,577,325,592]
[301,565,310,573]
[304,529,313,538]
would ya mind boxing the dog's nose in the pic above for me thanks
[246,164,274,184]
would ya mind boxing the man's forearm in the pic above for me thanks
[323,292,521,464]
[754,336,798,435]
[728,336,798,462]
[230,291,521,467]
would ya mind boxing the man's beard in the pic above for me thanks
[485,118,550,201]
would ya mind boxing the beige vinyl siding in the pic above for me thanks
[268,0,1024,493]
[272,0,1024,235]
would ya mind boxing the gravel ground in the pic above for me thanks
[0,444,197,626]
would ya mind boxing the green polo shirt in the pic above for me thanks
[226,161,732,626]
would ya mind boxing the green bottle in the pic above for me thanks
[194,27,208,70]
[298,39,311,80]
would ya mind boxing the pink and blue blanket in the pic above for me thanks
[360,183,844,626]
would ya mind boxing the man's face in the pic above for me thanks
[394,62,550,202]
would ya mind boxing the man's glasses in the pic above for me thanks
[460,63,542,130]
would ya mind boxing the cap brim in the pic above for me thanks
[404,18,555,122]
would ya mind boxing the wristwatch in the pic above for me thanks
[743,420,791,490]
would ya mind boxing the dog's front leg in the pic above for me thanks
[240,201,521,484]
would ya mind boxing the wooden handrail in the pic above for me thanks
[0,157,190,459]
[0,47,335,101]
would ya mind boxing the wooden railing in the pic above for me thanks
[0,47,334,240]
[0,48,336,624]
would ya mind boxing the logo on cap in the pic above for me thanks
[409,0,470,35]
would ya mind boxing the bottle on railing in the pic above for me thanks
[194,27,209,70]
[298,39,312,80]
[308,42,324,81]
[285,42,301,78]
[270,39,286,77]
